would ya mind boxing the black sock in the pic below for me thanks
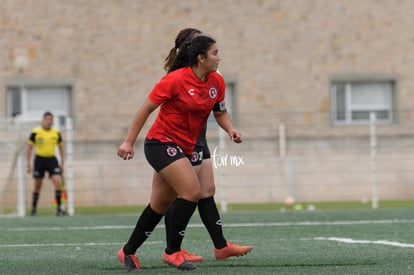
[198,197,227,249]
[165,198,197,254]
[124,204,163,255]
[32,192,40,209]
[55,190,62,210]
[164,199,176,247]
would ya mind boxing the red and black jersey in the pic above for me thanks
[147,66,226,154]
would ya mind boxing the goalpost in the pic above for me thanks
[0,137,25,216]
[65,117,75,216]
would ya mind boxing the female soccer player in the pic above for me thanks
[162,28,252,263]
[117,35,241,272]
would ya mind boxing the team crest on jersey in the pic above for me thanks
[167,146,177,157]
[209,87,217,99]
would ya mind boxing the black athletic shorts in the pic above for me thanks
[33,156,62,179]
[144,138,203,172]
[196,125,211,159]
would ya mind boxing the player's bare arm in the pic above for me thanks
[118,98,159,160]
[213,110,242,143]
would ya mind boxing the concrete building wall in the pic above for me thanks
[1,0,414,132]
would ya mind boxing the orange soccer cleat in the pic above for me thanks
[118,246,140,273]
[162,250,197,270]
[214,242,253,260]
[180,249,204,262]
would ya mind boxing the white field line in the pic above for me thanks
[1,219,414,249]
[314,237,414,248]
[0,241,162,248]
[2,218,414,232]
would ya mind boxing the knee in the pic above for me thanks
[151,200,174,214]
[182,184,201,203]
[200,184,215,198]
[150,192,177,214]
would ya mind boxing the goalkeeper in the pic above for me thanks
[26,111,66,217]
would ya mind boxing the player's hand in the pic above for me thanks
[228,129,242,143]
[26,165,32,174]
[118,142,135,160]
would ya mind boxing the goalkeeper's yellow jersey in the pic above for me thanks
[27,127,63,157]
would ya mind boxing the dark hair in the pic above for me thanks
[164,28,202,72]
[43,111,53,118]
[169,35,216,72]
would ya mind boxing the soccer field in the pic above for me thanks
[1,208,413,274]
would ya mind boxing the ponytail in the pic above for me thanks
[163,47,178,72]
[164,28,202,72]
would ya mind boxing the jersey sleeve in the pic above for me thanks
[148,73,177,105]
[27,132,36,145]
[57,130,63,144]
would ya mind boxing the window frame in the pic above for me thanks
[330,74,398,125]
[4,77,75,124]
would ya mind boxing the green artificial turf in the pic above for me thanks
[1,207,413,274]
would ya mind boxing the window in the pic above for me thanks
[330,76,396,125]
[5,77,74,125]
[207,80,237,127]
